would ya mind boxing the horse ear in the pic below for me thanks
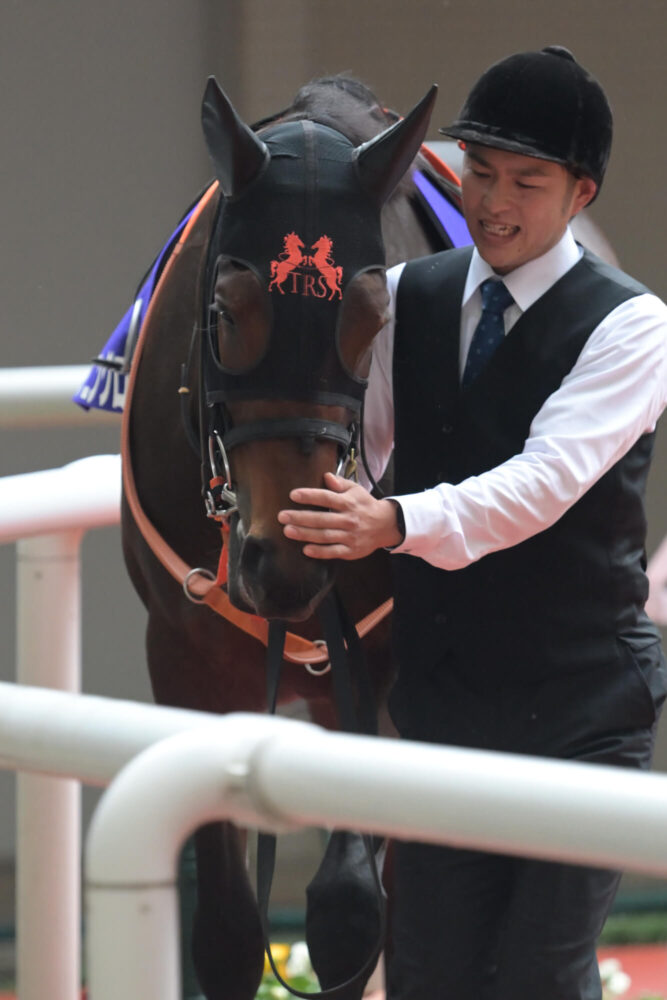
[201,77,269,199]
[355,85,438,204]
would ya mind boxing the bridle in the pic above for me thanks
[203,423,358,522]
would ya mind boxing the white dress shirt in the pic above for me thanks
[363,227,667,570]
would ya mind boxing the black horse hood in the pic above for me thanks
[218,120,386,289]
[205,121,387,411]
[200,79,436,410]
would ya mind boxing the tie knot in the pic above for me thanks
[480,278,514,315]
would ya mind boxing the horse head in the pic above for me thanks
[199,77,436,621]
[311,235,332,255]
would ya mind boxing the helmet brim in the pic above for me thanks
[439,123,571,170]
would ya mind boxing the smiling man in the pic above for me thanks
[279,47,667,999]
[462,144,596,274]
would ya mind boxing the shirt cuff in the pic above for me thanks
[383,498,406,550]
[386,489,456,560]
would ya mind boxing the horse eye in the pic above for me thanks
[216,306,235,327]
[210,269,271,373]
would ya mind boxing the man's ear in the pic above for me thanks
[571,175,598,216]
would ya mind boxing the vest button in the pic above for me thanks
[435,612,448,625]
[442,424,453,434]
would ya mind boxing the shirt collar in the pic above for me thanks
[462,227,582,312]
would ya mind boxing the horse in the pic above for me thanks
[120,74,449,1000]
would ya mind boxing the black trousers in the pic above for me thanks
[388,841,623,1000]
[386,639,666,1000]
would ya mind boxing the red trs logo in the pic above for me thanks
[268,233,343,300]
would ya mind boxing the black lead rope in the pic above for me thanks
[256,590,386,999]
[326,588,379,739]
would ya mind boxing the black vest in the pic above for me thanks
[391,247,659,718]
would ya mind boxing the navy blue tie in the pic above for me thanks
[462,278,514,387]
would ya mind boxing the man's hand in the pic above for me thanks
[278,472,403,560]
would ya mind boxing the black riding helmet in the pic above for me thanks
[440,46,613,199]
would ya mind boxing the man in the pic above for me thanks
[279,46,667,999]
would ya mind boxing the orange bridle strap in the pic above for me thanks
[419,141,461,187]
[120,181,393,668]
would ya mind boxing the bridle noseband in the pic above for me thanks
[203,418,359,526]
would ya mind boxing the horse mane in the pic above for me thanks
[256,74,397,146]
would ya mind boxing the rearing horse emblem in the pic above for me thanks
[268,232,306,293]
[309,235,343,299]
[268,232,344,299]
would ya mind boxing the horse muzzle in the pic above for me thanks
[230,527,334,622]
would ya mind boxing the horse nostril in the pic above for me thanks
[238,532,332,620]
[241,535,275,579]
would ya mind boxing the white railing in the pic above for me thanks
[0,684,258,1000]
[0,366,120,428]
[3,690,667,999]
[84,722,667,1000]
[0,364,118,999]
[2,454,121,1000]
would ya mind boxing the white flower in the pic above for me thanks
[269,986,289,999]
[599,957,622,980]
[285,941,313,978]
[605,969,631,996]
[599,958,631,997]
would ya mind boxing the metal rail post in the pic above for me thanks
[16,531,83,1000]
[1,456,121,1000]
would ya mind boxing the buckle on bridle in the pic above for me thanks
[336,444,358,482]
[335,420,359,481]
[206,432,238,521]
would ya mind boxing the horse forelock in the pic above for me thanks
[262,75,394,147]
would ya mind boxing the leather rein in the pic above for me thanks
[121,180,393,671]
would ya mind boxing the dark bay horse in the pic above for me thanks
[121,76,448,1000]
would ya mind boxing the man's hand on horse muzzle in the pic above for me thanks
[278,472,404,559]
